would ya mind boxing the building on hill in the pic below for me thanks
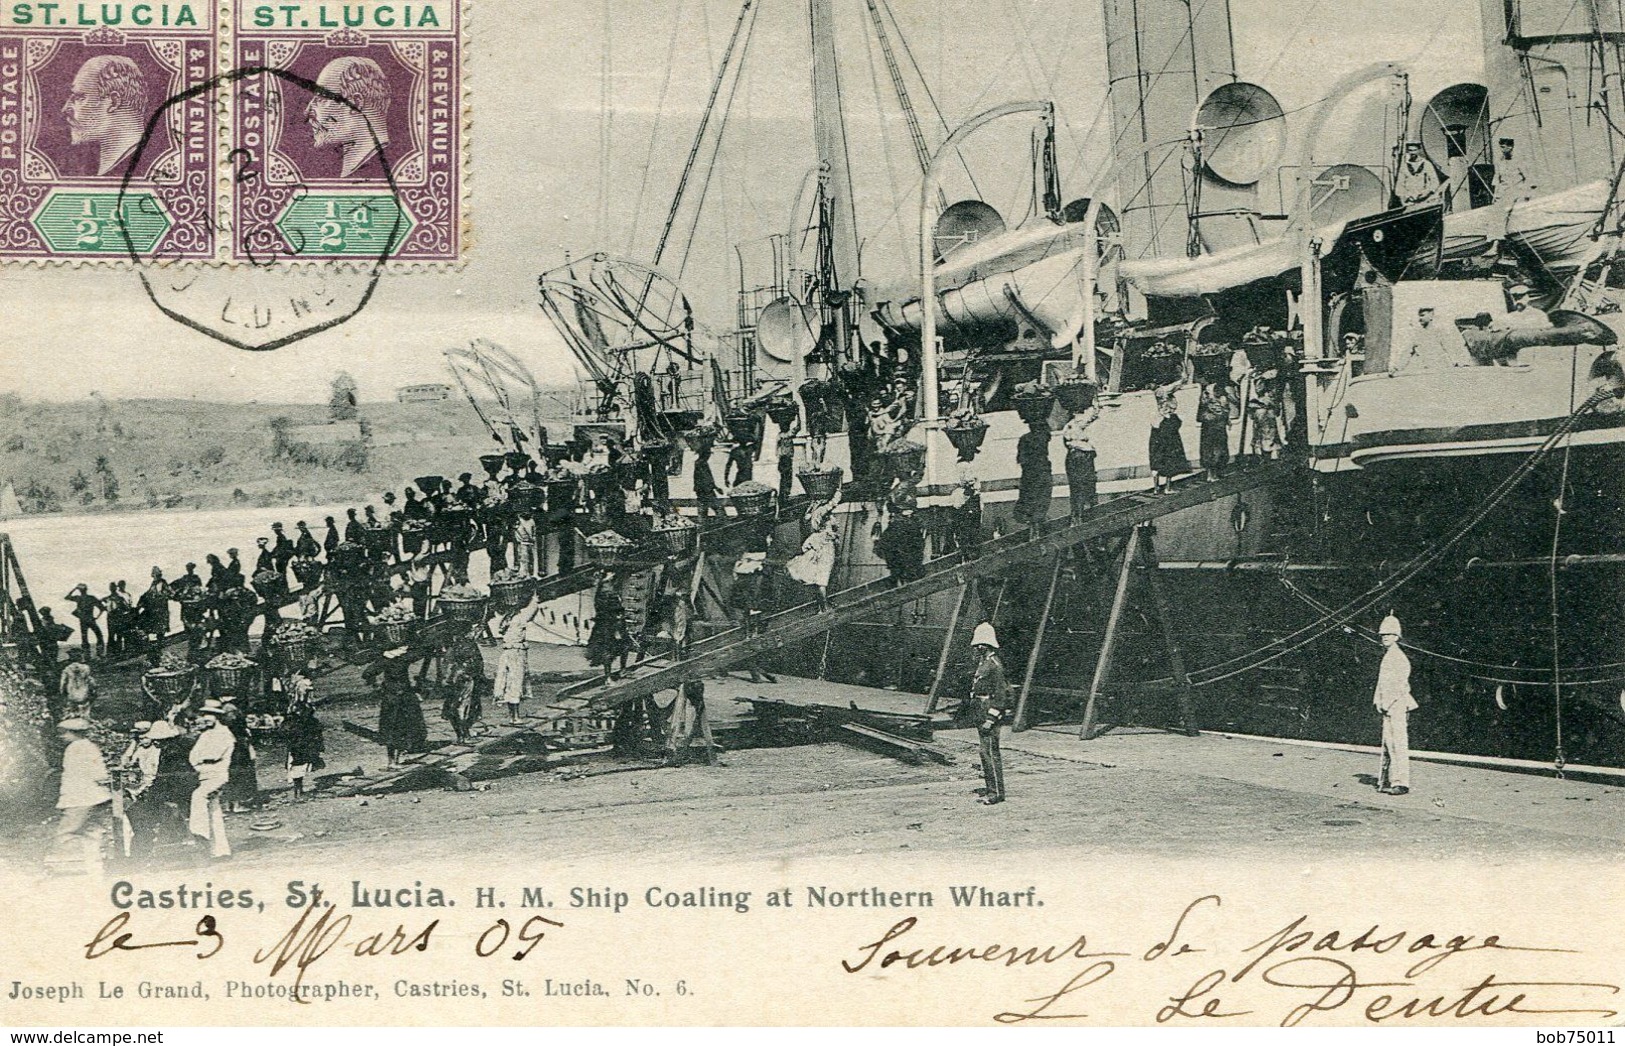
[0,483,21,518]
[397,383,452,403]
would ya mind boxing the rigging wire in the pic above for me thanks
[651,0,755,269]
[860,0,1233,258]
[733,29,770,233]
[858,4,910,261]
[1073,0,1223,203]
[1274,573,1625,684]
[811,0,861,279]
[596,0,613,244]
[674,0,761,283]
[627,0,686,254]
[1185,389,1611,687]
[1085,0,1326,235]
[1108,390,1615,695]
[999,0,1082,163]
[877,0,982,198]
[1549,345,1582,774]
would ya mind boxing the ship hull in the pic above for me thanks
[732,439,1625,768]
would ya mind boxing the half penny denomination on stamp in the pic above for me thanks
[231,0,462,263]
[0,0,215,261]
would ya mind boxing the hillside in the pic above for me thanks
[0,394,570,516]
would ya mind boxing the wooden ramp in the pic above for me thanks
[318,463,1291,797]
[545,462,1294,714]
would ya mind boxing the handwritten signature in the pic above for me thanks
[841,895,1622,1026]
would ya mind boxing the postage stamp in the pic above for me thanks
[0,0,463,265]
[230,0,462,263]
[0,0,217,261]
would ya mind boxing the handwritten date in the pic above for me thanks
[83,886,565,1006]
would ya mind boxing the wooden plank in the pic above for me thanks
[1025,684,1092,700]
[835,723,923,765]
[923,582,968,715]
[341,719,383,743]
[1139,527,1199,737]
[1080,525,1142,740]
[1013,553,1063,732]
[836,723,955,766]
[554,463,1293,717]
[3,535,43,635]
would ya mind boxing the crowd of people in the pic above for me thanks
[35,322,1413,867]
[28,441,675,683]
[39,336,1449,868]
[38,439,757,867]
[52,665,326,866]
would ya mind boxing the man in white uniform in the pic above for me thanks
[187,702,234,858]
[55,717,111,853]
[1373,614,1417,795]
[1397,307,1472,372]
[1395,142,1442,205]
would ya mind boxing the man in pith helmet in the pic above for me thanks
[1373,613,1416,795]
[970,622,1010,806]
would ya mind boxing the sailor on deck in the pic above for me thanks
[1397,307,1472,372]
[1395,142,1442,206]
[1373,614,1416,796]
[970,622,1010,806]
[1493,138,1532,206]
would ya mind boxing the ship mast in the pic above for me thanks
[1101,0,1238,260]
[809,0,861,297]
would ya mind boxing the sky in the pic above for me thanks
[0,0,1483,403]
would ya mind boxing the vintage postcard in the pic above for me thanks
[2,0,1623,1029]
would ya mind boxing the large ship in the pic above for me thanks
[513,0,1625,770]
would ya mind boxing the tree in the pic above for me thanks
[268,415,293,458]
[92,455,117,502]
[21,478,58,513]
[68,470,90,495]
[329,373,359,421]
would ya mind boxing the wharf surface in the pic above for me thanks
[11,664,1623,869]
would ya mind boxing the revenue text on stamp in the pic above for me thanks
[0,0,217,260]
